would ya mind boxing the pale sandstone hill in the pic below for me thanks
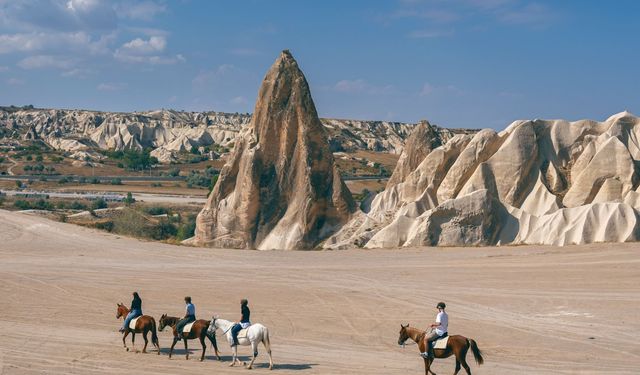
[325,111,640,249]
[0,106,474,162]
[190,50,356,250]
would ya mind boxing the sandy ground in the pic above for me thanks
[0,210,639,374]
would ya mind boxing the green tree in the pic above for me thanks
[124,192,135,206]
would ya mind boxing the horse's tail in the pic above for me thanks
[262,326,272,353]
[150,317,160,348]
[468,338,484,365]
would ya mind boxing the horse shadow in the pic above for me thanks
[253,363,317,370]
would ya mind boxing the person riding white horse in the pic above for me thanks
[231,299,251,348]
[208,315,274,370]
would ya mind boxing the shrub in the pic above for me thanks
[151,182,162,187]
[78,176,87,183]
[110,178,122,185]
[94,221,114,232]
[124,192,135,206]
[14,200,31,210]
[167,167,180,177]
[144,206,168,216]
[89,177,100,184]
[91,198,108,210]
[35,155,43,162]
[176,215,197,241]
[26,155,33,161]
[70,201,88,210]
[15,180,23,189]
[33,199,54,210]
[0,156,5,163]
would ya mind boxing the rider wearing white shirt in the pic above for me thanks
[421,302,448,359]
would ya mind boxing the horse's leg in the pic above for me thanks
[122,330,129,351]
[199,333,206,362]
[207,333,221,360]
[169,336,178,359]
[230,344,238,367]
[263,333,273,370]
[454,360,461,375]
[423,357,430,375]
[246,341,258,369]
[184,337,189,360]
[142,329,148,353]
[459,355,471,375]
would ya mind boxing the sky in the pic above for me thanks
[0,0,638,129]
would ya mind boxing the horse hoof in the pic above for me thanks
[125,348,129,352]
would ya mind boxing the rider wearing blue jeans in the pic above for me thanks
[120,292,142,333]
[176,296,196,340]
[231,299,251,346]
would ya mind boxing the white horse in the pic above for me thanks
[208,316,273,370]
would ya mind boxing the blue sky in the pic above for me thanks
[0,0,638,129]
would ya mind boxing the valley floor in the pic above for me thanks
[0,209,638,374]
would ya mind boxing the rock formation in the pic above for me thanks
[326,111,640,249]
[0,106,474,162]
[191,50,356,250]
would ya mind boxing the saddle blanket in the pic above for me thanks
[183,322,195,333]
[129,317,140,330]
[433,335,449,349]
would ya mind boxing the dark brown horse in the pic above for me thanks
[158,314,221,361]
[116,303,160,354]
[398,324,483,375]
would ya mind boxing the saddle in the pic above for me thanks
[183,322,195,333]
[237,328,249,339]
[129,317,140,330]
[432,334,449,349]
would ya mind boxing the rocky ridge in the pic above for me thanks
[325,111,640,248]
[0,106,474,163]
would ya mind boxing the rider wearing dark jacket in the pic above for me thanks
[231,299,251,346]
[120,292,142,333]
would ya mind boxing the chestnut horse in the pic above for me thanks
[158,314,221,361]
[397,324,483,375]
[116,303,160,354]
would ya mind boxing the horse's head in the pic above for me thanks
[158,314,168,331]
[116,303,126,319]
[207,315,218,336]
[398,324,410,346]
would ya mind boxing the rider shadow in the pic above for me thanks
[158,348,192,356]
[254,363,317,371]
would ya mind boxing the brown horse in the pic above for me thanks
[116,303,160,354]
[397,324,483,375]
[158,314,221,361]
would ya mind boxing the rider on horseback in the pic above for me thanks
[175,296,196,340]
[421,302,448,359]
[231,299,251,346]
[120,292,142,333]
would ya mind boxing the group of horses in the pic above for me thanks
[116,303,274,370]
[116,304,483,374]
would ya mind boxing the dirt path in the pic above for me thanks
[6,157,18,176]
[0,209,639,374]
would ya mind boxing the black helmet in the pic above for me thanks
[436,302,446,309]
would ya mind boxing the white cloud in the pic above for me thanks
[97,82,127,91]
[0,32,112,55]
[121,36,166,54]
[420,82,434,96]
[334,79,395,95]
[0,66,9,72]
[114,36,184,64]
[18,55,76,70]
